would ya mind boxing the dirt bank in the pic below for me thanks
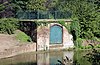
[0,34,36,59]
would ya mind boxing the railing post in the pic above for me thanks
[37,10,39,19]
[28,10,30,19]
[54,11,57,19]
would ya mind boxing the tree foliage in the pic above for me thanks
[10,0,59,11]
[10,0,29,11]
[0,18,19,34]
[70,18,80,40]
[0,3,5,12]
[0,0,100,40]
[26,0,47,11]
[56,0,100,39]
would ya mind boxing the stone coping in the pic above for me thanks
[19,19,72,22]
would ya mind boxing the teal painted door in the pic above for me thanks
[50,25,62,44]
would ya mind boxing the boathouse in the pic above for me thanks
[17,11,74,51]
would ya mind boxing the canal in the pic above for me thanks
[0,50,94,65]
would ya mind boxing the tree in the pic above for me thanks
[26,0,47,11]
[10,0,28,11]
[46,0,58,11]
[56,0,100,39]
[0,0,15,18]
[0,3,5,12]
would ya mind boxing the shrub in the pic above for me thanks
[91,37,100,42]
[58,21,71,33]
[85,45,100,65]
[95,44,100,48]
[85,45,92,49]
[82,31,94,39]
[70,18,80,40]
[0,18,19,34]
[75,38,83,48]
[16,30,32,42]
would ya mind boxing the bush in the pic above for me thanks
[95,44,100,48]
[0,18,19,34]
[16,30,32,42]
[91,37,100,42]
[70,18,80,40]
[58,21,71,33]
[85,46,100,65]
[82,31,94,39]
[85,45,92,49]
[75,38,83,48]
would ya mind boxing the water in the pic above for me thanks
[0,50,93,65]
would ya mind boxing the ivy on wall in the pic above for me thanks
[36,22,49,27]
[58,21,71,33]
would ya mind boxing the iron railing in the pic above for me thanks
[16,10,72,19]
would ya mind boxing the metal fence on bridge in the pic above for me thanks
[16,10,72,19]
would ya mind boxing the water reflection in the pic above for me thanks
[37,52,49,65]
[0,51,74,65]
[9,62,37,65]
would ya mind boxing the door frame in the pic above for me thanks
[49,23,63,46]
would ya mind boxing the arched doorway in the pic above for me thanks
[50,25,63,44]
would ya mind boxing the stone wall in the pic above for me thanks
[63,22,74,48]
[0,19,74,59]
[37,22,74,50]
[0,43,36,59]
[37,25,50,51]
[82,40,100,46]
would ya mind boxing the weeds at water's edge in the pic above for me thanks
[84,44,100,65]
[56,44,100,65]
[74,44,100,51]
[63,47,75,51]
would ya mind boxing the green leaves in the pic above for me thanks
[58,21,71,33]
[0,2,8,12]
[26,0,47,11]
[70,18,80,41]
[1,0,99,40]
[57,0,100,39]
[10,0,28,11]
[16,30,32,42]
[0,18,19,34]
[0,4,5,11]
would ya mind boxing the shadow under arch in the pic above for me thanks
[19,21,37,42]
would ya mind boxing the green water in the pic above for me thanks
[0,50,95,65]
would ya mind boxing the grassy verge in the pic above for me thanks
[15,30,32,43]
